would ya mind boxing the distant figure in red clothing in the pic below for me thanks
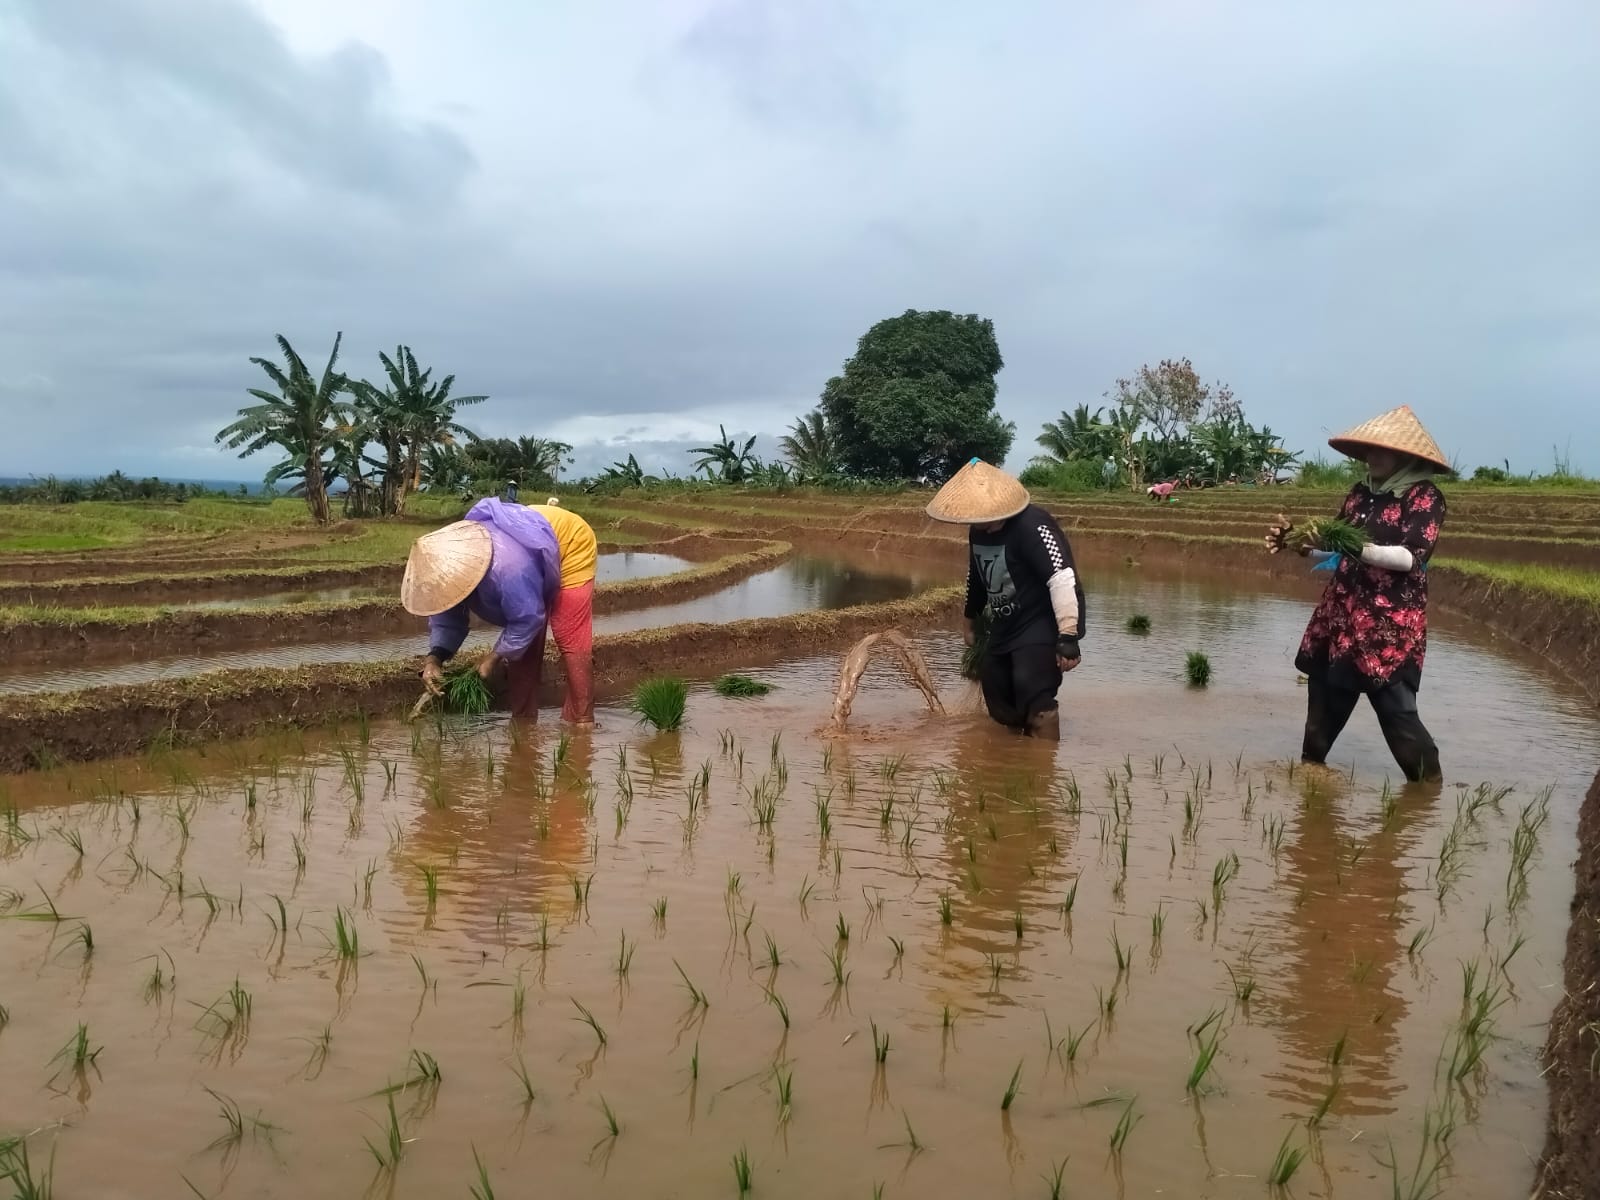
[1267,406,1448,782]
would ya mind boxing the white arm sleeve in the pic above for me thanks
[1360,544,1415,572]
[1046,567,1080,638]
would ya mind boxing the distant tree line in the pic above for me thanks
[1021,359,1301,493]
[0,473,247,505]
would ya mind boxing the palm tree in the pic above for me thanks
[779,410,839,480]
[358,347,487,505]
[1036,404,1109,463]
[689,425,760,484]
[514,436,574,486]
[217,333,351,524]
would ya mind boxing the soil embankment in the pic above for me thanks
[0,586,958,771]
[0,535,790,666]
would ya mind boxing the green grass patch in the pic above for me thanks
[0,532,119,553]
[1439,559,1600,608]
[1185,651,1213,688]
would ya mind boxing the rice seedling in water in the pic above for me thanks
[1186,1022,1223,1093]
[826,945,850,987]
[1310,1076,1341,1127]
[1126,613,1151,634]
[55,825,85,857]
[1211,851,1240,907]
[1267,1127,1308,1188]
[815,792,833,839]
[835,913,850,943]
[1042,1157,1069,1200]
[510,1054,537,1104]
[674,960,710,1009]
[364,1094,406,1170]
[630,677,687,731]
[1063,1021,1096,1064]
[732,1145,754,1193]
[871,1019,890,1063]
[51,1022,102,1072]
[332,908,360,959]
[1109,1097,1141,1154]
[469,1144,497,1200]
[1110,926,1133,975]
[0,1136,55,1199]
[651,896,668,925]
[598,1095,621,1137]
[418,864,440,909]
[715,674,772,698]
[572,998,607,1045]
[1184,651,1212,687]
[1000,1059,1024,1110]
[615,931,636,979]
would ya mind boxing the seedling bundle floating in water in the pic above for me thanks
[714,674,772,698]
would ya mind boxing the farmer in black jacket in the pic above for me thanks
[927,459,1086,740]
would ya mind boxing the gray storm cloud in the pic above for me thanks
[2,0,1596,481]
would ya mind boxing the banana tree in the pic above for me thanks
[217,333,351,524]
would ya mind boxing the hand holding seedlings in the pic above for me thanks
[1265,514,1296,555]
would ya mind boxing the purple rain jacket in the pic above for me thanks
[426,499,562,663]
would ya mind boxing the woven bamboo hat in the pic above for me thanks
[401,520,492,616]
[1328,405,1449,471]
[925,459,1031,524]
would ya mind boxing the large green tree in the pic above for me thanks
[216,333,351,524]
[819,309,1015,481]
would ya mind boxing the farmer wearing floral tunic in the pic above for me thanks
[926,459,1086,741]
[402,498,572,720]
[1266,406,1448,781]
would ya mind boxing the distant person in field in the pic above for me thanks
[401,497,597,723]
[1266,405,1448,782]
[926,459,1085,740]
[1147,480,1177,501]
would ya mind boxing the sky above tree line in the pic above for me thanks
[2,0,1597,482]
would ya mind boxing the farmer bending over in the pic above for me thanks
[402,498,573,720]
[1266,405,1447,782]
[927,460,1086,740]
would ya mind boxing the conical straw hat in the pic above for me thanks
[1328,405,1449,471]
[401,520,492,616]
[925,459,1031,524]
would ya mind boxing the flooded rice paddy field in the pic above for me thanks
[1,573,1595,1198]
[0,555,936,697]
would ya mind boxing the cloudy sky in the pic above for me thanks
[3,0,1596,482]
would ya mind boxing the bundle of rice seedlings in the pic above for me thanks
[961,612,992,680]
[714,674,772,698]
[442,665,495,715]
[630,677,688,731]
[1184,652,1212,688]
[1126,613,1152,635]
[1304,517,1368,557]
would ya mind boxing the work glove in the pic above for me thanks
[1057,636,1082,672]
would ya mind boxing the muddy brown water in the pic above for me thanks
[1,570,1595,1198]
[0,556,937,696]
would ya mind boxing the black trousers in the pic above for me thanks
[979,643,1062,731]
[1302,674,1441,782]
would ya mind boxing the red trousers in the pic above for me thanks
[504,582,595,722]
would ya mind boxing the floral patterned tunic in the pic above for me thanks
[1295,481,1446,691]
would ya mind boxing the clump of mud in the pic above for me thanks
[829,630,943,729]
